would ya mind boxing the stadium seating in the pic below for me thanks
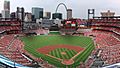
[92,22,120,27]
[0,35,33,66]
[85,18,120,66]
[0,34,55,67]
[0,18,120,67]
[0,20,22,34]
[85,30,120,65]
[85,57,94,68]
[26,28,49,35]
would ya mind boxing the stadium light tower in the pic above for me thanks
[88,9,95,19]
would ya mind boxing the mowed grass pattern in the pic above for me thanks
[49,48,77,60]
[21,35,95,68]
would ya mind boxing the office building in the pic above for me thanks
[67,9,72,19]
[10,12,16,19]
[4,0,10,10]
[44,12,51,19]
[36,18,61,29]
[2,10,10,18]
[101,10,115,17]
[32,7,43,19]
[24,12,32,22]
[52,13,62,19]
[2,0,10,18]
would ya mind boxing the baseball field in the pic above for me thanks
[21,34,95,68]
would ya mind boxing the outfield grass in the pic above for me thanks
[21,35,94,68]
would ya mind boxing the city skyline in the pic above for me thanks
[0,0,120,19]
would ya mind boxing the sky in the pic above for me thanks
[0,0,120,19]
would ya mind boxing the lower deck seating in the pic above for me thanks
[0,35,32,66]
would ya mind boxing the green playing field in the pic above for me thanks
[21,35,95,68]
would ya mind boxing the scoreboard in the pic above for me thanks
[66,21,76,27]
[61,19,82,29]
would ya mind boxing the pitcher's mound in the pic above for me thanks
[61,52,67,55]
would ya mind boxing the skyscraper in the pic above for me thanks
[2,10,10,18]
[32,7,43,19]
[67,9,72,19]
[2,0,10,18]
[4,0,10,10]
